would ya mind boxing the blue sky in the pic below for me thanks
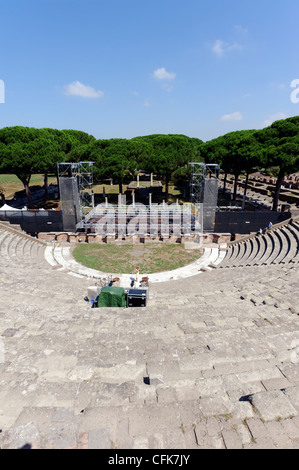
[0,0,299,142]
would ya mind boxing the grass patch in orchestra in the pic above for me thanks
[72,243,201,274]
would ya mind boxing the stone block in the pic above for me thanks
[235,422,252,445]
[245,418,268,441]
[249,390,297,421]
[38,232,55,241]
[264,420,292,448]
[261,376,291,391]
[56,233,69,242]
[68,234,78,243]
[206,416,221,437]
[86,234,97,243]
[284,386,299,410]
[198,396,231,416]
[1,421,40,449]
[222,428,243,449]
[42,422,77,449]
[156,386,177,403]
[245,436,277,449]
[88,428,111,449]
[281,417,299,440]
[194,422,212,448]
[71,234,86,243]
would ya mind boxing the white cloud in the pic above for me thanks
[212,39,243,57]
[212,40,226,57]
[221,111,243,122]
[270,82,287,90]
[144,98,151,107]
[162,83,175,93]
[152,67,176,81]
[235,25,248,34]
[229,43,243,52]
[262,112,288,127]
[64,80,104,98]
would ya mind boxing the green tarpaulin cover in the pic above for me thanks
[97,286,127,308]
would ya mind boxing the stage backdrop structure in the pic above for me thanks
[190,162,220,232]
[76,198,203,242]
[58,160,204,240]
[58,162,94,231]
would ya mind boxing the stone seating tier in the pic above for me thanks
[218,217,299,269]
[0,221,299,449]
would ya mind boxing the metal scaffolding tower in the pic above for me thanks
[189,162,220,204]
[57,161,94,213]
[189,162,220,231]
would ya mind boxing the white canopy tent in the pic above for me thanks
[0,204,22,211]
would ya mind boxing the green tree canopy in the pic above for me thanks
[0,120,298,211]
[0,126,96,205]
[201,130,262,199]
[88,138,147,193]
[257,116,299,210]
[61,129,96,162]
[0,126,49,206]
[133,134,202,200]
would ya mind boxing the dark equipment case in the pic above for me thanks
[127,288,148,307]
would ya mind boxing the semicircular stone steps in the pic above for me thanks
[288,222,299,260]
[44,243,225,283]
[1,243,299,448]
[218,217,299,269]
[0,229,47,268]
